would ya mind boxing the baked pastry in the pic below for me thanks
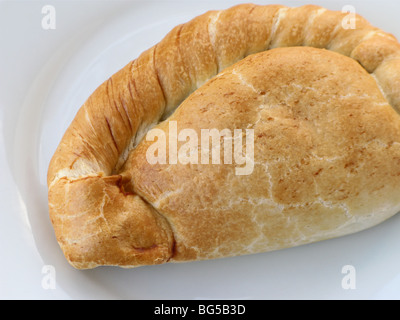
[47,3,400,269]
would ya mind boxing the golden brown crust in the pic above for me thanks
[48,4,400,269]
[128,47,400,262]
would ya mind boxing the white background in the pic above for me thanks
[1,0,400,299]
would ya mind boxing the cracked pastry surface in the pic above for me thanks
[47,4,400,269]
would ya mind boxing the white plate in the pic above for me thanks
[2,0,400,300]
